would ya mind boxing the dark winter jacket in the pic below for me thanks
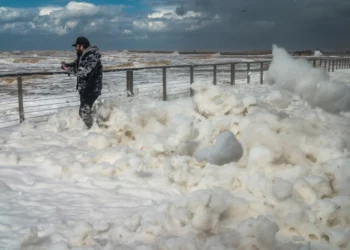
[67,46,103,96]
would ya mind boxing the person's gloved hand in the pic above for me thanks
[61,61,69,72]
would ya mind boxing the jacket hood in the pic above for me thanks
[82,45,100,58]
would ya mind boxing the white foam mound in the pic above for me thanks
[266,45,350,113]
[264,90,290,108]
[314,50,323,57]
[105,188,285,249]
[170,51,179,55]
[194,131,243,165]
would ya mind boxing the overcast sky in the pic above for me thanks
[0,0,349,51]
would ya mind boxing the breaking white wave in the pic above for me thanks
[266,45,350,113]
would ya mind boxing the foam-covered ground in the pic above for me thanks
[0,47,350,250]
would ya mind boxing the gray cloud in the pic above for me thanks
[0,0,349,51]
[175,6,186,16]
[0,7,36,23]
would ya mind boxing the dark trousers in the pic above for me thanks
[79,93,99,128]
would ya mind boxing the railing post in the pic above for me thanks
[126,71,133,97]
[17,76,25,123]
[126,71,129,94]
[320,60,322,68]
[190,66,194,97]
[328,59,331,72]
[247,63,250,84]
[260,62,264,84]
[324,59,327,70]
[213,65,217,85]
[231,63,235,85]
[313,60,316,68]
[332,59,335,72]
[162,67,167,101]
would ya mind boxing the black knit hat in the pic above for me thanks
[72,37,90,47]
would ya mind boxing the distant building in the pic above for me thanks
[292,50,313,56]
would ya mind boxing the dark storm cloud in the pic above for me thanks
[144,0,350,50]
[175,6,186,16]
[0,0,349,51]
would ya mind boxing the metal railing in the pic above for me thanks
[1,56,350,128]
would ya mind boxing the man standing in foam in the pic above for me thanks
[61,37,103,128]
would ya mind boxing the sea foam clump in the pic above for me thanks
[266,44,350,113]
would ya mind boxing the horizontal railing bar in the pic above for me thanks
[25,104,80,114]
[0,118,19,124]
[0,101,19,106]
[23,94,79,103]
[0,71,67,78]
[1,113,19,118]
[24,100,80,109]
